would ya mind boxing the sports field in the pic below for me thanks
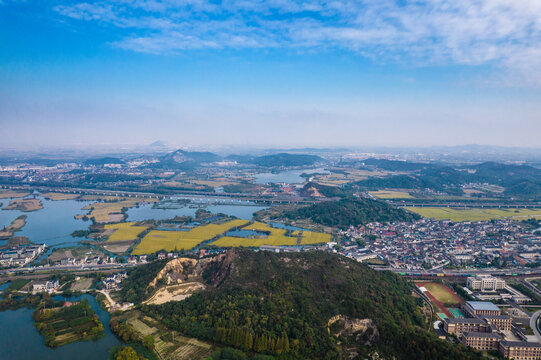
[132,219,249,254]
[406,207,541,222]
[369,190,413,199]
[448,308,465,318]
[105,222,149,241]
[422,283,461,305]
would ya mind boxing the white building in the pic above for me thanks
[467,275,505,292]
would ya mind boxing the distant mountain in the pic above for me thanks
[352,160,541,198]
[161,149,222,164]
[253,153,324,167]
[361,158,434,172]
[146,149,222,169]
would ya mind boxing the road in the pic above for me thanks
[0,262,137,277]
[530,310,541,344]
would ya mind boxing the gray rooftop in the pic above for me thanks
[500,341,541,348]
[445,318,485,324]
[465,301,500,312]
[462,332,502,339]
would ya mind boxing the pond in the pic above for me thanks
[0,294,120,360]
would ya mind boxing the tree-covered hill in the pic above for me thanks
[278,197,419,228]
[142,250,480,359]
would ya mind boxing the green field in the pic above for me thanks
[406,207,541,222]
[132,219,249,254]
[423,283,461,305]
[105,222,149,241]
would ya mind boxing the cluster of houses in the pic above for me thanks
[102,272,127,290]
[48,255,116,267]
[442,301,541,359]
[32,279,60,293]
[341,219,541,270]
[0,243,46,267]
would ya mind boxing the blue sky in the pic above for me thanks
[1,0,541,149]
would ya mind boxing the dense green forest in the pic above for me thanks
[276,197,419,227]
[142,250,480,359]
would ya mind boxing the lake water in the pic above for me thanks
[254,168,329,184]
[126,203,266,222]
[0,198,93,246]
[0,196,267,247]
[0,294,120,360]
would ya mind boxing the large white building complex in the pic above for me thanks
[467,275,506,292]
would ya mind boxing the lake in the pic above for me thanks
[0,197,93,247]
[0,195,267,247]
[254,168,329,184]
[0,294,120,360]
[126,203,266,222]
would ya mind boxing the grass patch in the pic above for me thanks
[369,190,414,199]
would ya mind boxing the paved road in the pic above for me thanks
[530,310,541,344]
[0,262,136,277]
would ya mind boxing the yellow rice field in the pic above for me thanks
[132,219,249,254]
[210,222,331,247]
[291,230,332,244]
[105,222,149,242]
[406,207,541,222]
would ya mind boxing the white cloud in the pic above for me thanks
[52,0,541,84]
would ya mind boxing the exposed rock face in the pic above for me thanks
[149,257,198,287]
[328,315,380,347]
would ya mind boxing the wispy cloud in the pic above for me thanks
[51,0,541,84]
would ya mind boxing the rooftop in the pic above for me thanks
[465,301,500,312]
[463,332,502,339]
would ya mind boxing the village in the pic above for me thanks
[340,218,541,271]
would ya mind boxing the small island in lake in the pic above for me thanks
[33,299,104,348]
[3,198,43,212]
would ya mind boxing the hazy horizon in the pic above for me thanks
[2,1,541,149]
